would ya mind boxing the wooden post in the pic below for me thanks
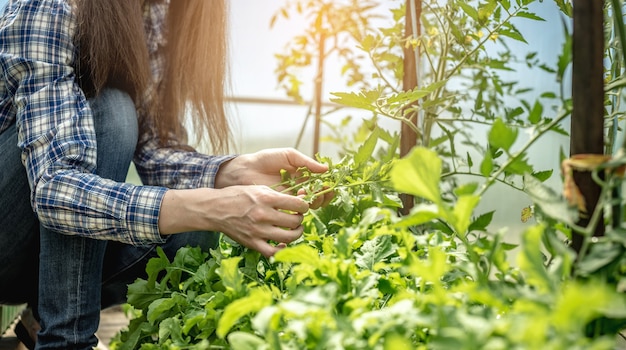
[570,0,605,251]
[400,0,421,215]
[313,33,326,156]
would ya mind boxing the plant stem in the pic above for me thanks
[611,0,626,70]
[441,171,525,192]
[477,108,571,197]
[444,5,524,81]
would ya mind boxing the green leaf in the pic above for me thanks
[507,156,533,175]
[386,80,448,106]
[274,244,321,266]
[478,0,498,24]
[217,288,273,338]
[488,118,518,152]
[228,332,268,350]
[454,182,478,196]
[576,242,623,276]
[145,247,171,287]
[147,294,185,324]
[497,28,528,44]
[216,257,245,295]
[507,106,525,119]
[458,1,479,22]
[355,235,396,270]
[126,279,163,310]
[384,333,414,350]
[480,151,493,177]
[360,34,377,51]
[390,147,441,203]
[557,18,572,82]
[355,127,379,166]
[452,195,480,235]
[468,211,495,232]
[555,0,573,17]
[553,281,626,332]
[330,91,379,111]
[395,204,440,227]
[531,170,553,182]
[528,100,543,124]
[516,11,545,21]
[158,317,185,345]
[517,224,554,294]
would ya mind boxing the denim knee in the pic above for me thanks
[89,88,139,182]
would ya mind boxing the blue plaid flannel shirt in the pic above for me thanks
[0,0,234,244]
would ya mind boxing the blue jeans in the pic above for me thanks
[0,89,219,349]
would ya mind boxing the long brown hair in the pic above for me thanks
[75,0,230,153]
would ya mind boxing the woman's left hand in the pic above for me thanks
[215,148,333,209]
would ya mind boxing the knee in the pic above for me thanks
[90,88,139,153]
[89,89,139,180]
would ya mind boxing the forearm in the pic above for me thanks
[158,187,260,235]
[158,188,214,235]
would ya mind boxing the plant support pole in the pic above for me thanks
[570,0,605,252]
[400,0,422,215]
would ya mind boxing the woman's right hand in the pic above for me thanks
[158,186,310,257]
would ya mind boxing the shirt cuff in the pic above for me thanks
[200,154,238,188]
[125,185,168,245]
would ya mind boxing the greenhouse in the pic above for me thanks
[1,0,626,349]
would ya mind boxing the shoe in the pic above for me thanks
[15,308,39,350]
[13,320,35,350]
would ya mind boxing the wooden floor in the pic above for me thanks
[0,306,129,350]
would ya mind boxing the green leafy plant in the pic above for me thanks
[111,0,626,349]
[112,145,626,349]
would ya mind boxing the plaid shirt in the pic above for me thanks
[0,0,234,245]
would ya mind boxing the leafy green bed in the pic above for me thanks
[111,132,626,349]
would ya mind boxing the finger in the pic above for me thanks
[272,191,310,214]
[297,187,334,209]
[254,241,282,258]
[286,149,329,174]
[308,193,324,210]
[273,211,304,230]
[260,224,304,244]
[252,238,294,258]
[321,191,335,207]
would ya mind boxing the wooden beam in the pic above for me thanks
[570,0,605,251]
[400,0,422,215]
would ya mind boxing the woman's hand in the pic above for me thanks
[215,148,333,208]
[159,186,310,257]
[159,148,336,257]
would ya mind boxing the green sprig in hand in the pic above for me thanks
[274,152,392,208]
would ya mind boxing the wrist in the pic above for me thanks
[158,188,209,234]
[159,188,236,235]
[215,155,246,188]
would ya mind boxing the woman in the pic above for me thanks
[0,0,332,348]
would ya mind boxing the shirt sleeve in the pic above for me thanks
[134,124,236,190]
[1,0,167,245]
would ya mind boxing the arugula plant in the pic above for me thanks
[111,143,626,349]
